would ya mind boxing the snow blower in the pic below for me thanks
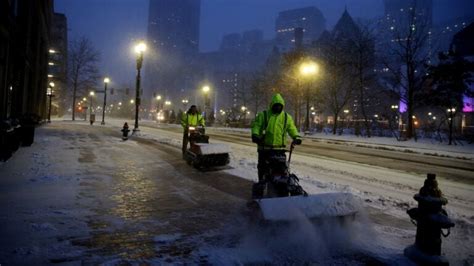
[184,126,230,169]
[249,142,360,223]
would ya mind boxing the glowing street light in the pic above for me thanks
[182,99,189,109]
[202,85,211,121]
[132,41,147,132]
[298,60,320,132]
[46,82,55,123]
[299,61,319,76]
[89,91,96,118]
[101,77,110,125]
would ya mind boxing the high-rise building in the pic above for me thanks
[49,13,68,116]
[384,0,433,26]
[383,0,433,36]
[145,0,201,104]
[275,6,326,52]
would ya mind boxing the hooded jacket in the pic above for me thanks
[181,111,205,129]
[251,93,300,149]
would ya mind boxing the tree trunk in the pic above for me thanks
[448,117,453,145]
[332,112,339,135]
[72,83,77,121]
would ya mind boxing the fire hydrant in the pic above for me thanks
[121,122,130,140]
[404,173,455,266]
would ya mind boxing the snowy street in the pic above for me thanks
[1,121,473,264]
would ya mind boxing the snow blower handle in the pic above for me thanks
[288,141,296,167]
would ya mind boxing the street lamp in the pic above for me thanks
[46,82,55,123]
[299,60,320,133]
[101,77,110,125]
[133,41,147,133]
[241,106,248,123]
[447,107,456,145]
[89,90,95,116]
[202,85,211,121]
[391,104,400,132]
[89,91,95,123]
[155,94,162,111]
[182,99,189,109]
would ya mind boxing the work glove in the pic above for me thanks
[252,134,263,144]
[293,138,302,145]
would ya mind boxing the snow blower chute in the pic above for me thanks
[184,126,230,169]
[249,142,360,222]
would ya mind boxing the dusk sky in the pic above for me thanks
[54,0,474,86]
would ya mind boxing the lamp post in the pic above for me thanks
[101,77,110,125]
[447,107,456,145]
[46,82,55,123]
[156,94,162,111]
[241,106,247,125]
[89,91,95,115]
[343,109,349,131]
[165,100,171,123]
[133,41,146,133]
[182,99,189,110]
[202,85,210,121]
[82,97,87,121]
[390,104,399,132]
[299,60,319,133]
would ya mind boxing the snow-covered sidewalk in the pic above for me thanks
[37,118,474,265]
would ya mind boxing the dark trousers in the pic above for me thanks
[182,131,189,154]
[257,149,286,182]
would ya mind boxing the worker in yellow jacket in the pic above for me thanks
[181,105,205,155]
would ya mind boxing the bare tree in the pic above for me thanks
[348,24,378,137]
[69,37,100,120]
[381,5,431,139]
[316,34,355,135]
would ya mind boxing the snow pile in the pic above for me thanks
[195,143,231,155]
[199,207,396,265]
[256,193,361,221]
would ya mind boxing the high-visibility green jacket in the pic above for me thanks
[181,112,205,129]
[251,93,300,149]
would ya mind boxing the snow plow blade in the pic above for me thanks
[252,192,360,222]
[186,143,230,168]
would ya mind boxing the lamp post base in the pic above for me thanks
[132,128,140,133]
[101,121,105,125]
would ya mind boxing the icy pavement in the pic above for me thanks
[0,121,473,265]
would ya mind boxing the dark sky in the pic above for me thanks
[55,0,474,86]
